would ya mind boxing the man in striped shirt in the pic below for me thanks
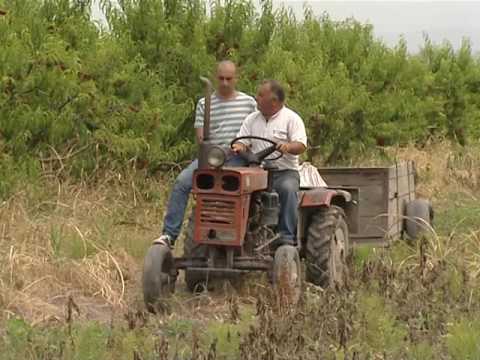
[154,61,256,248]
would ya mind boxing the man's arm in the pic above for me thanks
[277,112,307,155]
[276,142,306,155]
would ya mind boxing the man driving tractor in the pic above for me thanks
[232,80,307,246]
[153,61,256,249]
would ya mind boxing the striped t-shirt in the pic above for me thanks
[194,92,256,146]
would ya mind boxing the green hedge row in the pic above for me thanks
[1,0,479,195]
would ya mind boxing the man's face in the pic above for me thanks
[255,83,275,116]
[216,64,237,96]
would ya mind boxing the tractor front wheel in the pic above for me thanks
[305,206,349,288]
[142,245,176,313]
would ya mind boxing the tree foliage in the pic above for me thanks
[1,0,480,194]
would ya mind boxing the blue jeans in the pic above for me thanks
[271,170,300,242]
[162,155,246,243]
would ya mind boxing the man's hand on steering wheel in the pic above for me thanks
[231,142,247,154]
[275,143,290,154]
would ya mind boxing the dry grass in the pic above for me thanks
[1,140,480,358]
[0,170,260,328]
[0,173,167,325]
[334,140,480,200]
[383,141,480,200]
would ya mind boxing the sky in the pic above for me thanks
[91,1,480,54]
[272,1,480,53]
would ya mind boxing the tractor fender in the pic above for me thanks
[299,188,352,208]
[298,189,358,246]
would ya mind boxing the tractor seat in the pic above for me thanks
[299,162,328,190]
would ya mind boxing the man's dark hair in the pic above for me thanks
[263,79,285,103]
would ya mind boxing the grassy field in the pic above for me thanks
[1,142,480,359]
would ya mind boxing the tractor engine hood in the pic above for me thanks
[192,167,268,195]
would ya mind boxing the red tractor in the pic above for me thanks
[142,80,356,312]
[142,80,432,313]
[142,137,354,311]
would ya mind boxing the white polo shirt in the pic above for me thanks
[237,106,307,171]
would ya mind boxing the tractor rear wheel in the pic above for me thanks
[305,206,349,288]
[273,245,302,305]
[142,244,176,313]
[404,199,433,240]
[183,210,208,292]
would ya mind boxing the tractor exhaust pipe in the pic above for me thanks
[198,76,213,169]
[199,76,212,141]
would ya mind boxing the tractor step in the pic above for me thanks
[175,256,272,271]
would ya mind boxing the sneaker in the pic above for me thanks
[152,234,173,248]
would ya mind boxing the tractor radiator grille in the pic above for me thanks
[199,198,236,225]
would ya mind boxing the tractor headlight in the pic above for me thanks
[207,146,226,168]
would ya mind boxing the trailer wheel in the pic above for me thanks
[183,210,208,292]
[305,206,349,288]
[404,199,433,240]
[142,245,176,313]
[273,245,302,305]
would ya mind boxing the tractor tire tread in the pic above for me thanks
[305,206,346,287]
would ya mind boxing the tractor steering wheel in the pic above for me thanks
[230,136,283,166]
